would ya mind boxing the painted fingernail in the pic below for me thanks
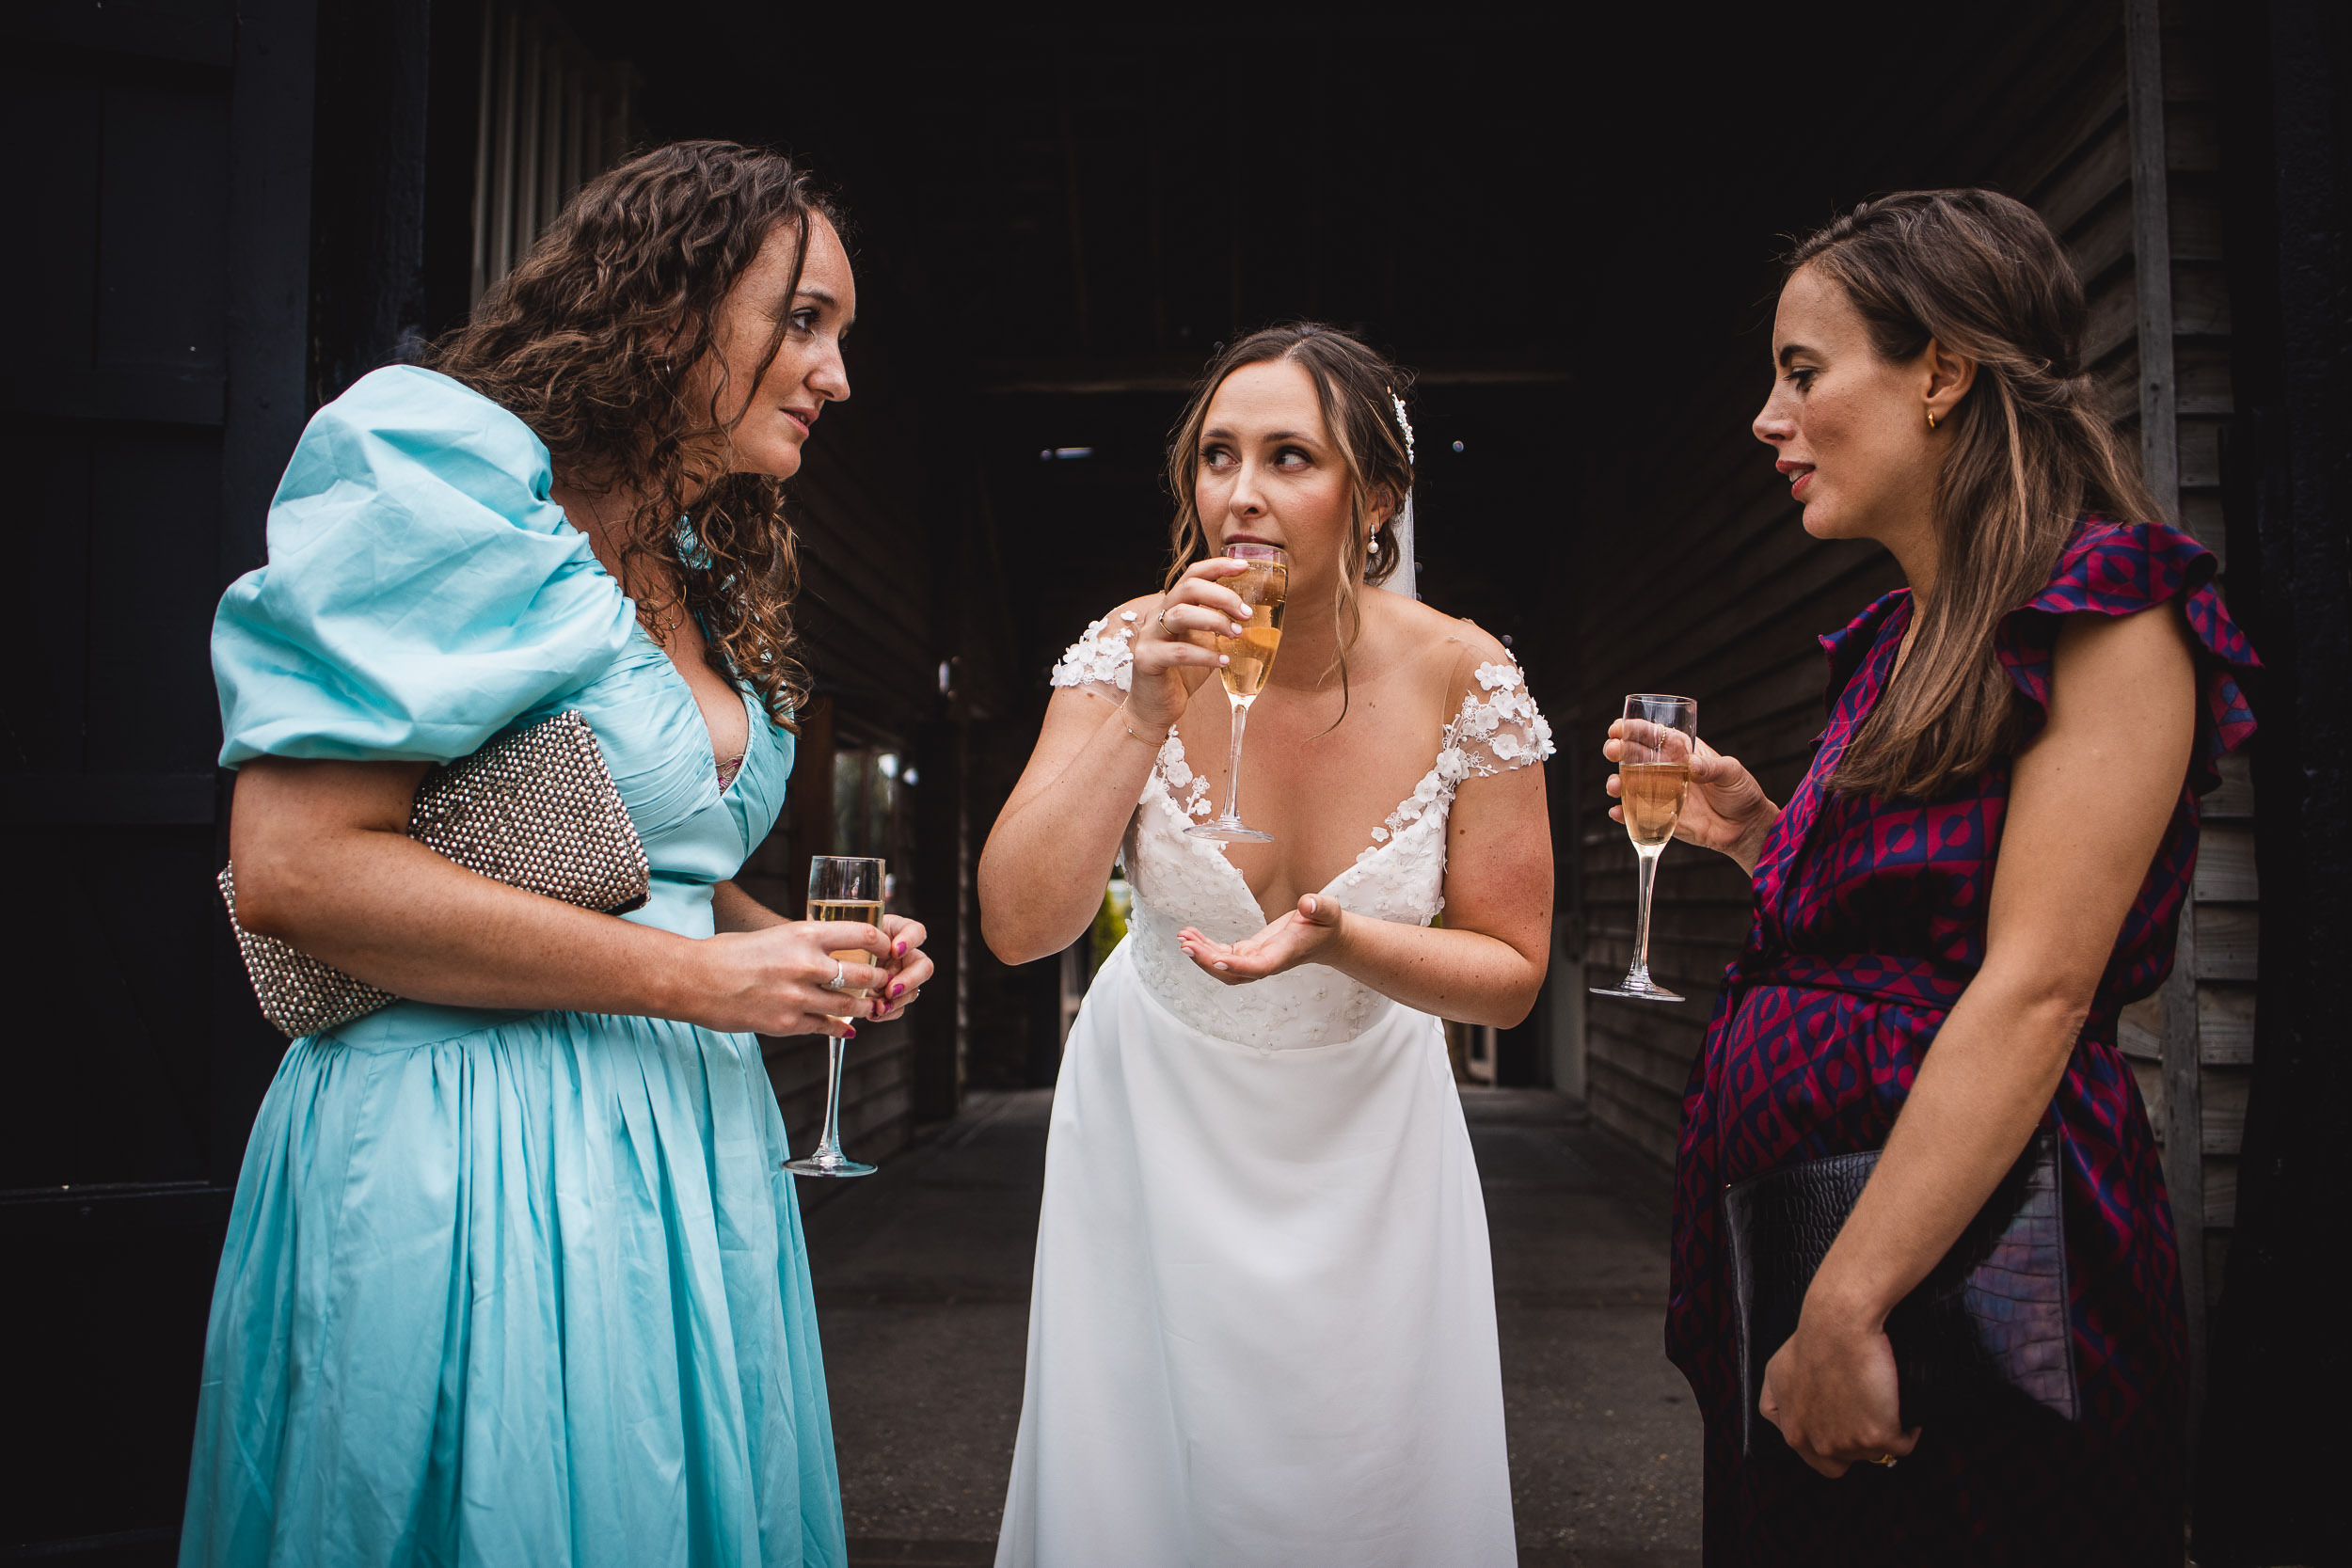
[890,982,906,998]
[845,1026,858,1038]
[1230,622,1245,636]
[895,941,908,957]
[1213,961,1230,971]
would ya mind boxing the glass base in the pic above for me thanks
[1186,819,1273,843]
[785,1149,876,1178]
[1590,976,1684,1002]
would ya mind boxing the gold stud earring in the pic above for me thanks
[1927,408,1939,431]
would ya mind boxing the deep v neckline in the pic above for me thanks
[555,501,753,793]
[629,620,757,793]
[1150,728,1447,906]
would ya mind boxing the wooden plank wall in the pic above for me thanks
[753,426,942,1164]
[1569,0,2253,1320]
[2114,0,2251,1344]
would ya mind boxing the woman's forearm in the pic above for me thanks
[978,698,1159,962]
[1804,965,2085,1331]
[1326,912,1547,1029]
[230,757,914,1039]
[242,823,712,1017]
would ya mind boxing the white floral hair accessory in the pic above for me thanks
[1389,389,1416,464]
[1385,388,1419,601]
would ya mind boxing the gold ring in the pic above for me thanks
[1867,1453,1899,1467]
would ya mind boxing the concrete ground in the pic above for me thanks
[800,1087,1702,1568]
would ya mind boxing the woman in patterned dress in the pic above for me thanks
[1607,190,2257,1563]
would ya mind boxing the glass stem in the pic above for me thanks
[1629,845,1661,984]
[1219,696,1254,822]
[816,1034,849,1156]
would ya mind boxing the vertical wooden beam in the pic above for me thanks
[488,8,517,287]
[2128,0,2182,509]
[2128,0,2205,1407]
[469,3,492,306]
[515,18,541,258]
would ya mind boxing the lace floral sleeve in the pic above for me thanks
[1444,659,1555,779]
[1049,611,1141,705]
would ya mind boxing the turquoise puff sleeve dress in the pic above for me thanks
[181,365,847,1568]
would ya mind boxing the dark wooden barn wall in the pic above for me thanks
[1566,0,2257,1314]
[4,0,316,1554]
[2113,0,2254,1354]
[749,420,946,1165]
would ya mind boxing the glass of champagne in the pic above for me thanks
[1591,694,1697,1003]
[787,854,886,1178]
[1186,543,1288,844]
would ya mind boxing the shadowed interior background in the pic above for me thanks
[5,1,2344,1562]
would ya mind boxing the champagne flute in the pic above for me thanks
[1592,694,1696,1003]
[1186,543,1289,844]
[787,855,885,1178]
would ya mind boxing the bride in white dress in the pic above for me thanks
[980,324,1554,1567]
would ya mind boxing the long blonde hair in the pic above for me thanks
[1789,190,2165,799]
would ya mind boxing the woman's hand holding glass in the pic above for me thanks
[688,917,930,1038]
[1120,556,1259,734]
[871,913,930,1021]
[1601,725,1782,876]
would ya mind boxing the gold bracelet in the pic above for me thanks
[1116,705,1159,748]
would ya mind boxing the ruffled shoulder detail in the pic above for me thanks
[1819,590,1911,715]
[1998,515,2259,792]
[1443,658,1555,777]
[214,366,636,766]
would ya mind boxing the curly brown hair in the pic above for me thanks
[429,140,844,724]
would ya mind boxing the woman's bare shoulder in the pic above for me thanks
[1364,591,1512,679]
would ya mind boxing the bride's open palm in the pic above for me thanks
[1178,894,1343,984]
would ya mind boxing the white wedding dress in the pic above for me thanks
[994,613,1554,1568]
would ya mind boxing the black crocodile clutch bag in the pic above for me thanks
[218,710,650,1038]
[1723,1127,2078,1455]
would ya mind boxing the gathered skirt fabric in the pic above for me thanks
[994,941,1516,1568]
[179,1010,846,1568]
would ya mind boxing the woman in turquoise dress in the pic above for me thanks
[182,142,926,1567]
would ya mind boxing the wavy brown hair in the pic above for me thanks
[429,140,843,724]
[1162,324,1413,721]
[1789,189,2165,800]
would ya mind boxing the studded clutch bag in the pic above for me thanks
[218,710,650,1038]
[1722,1126,2078,1455]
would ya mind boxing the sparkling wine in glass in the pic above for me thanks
[787,854,885,1178]
[1592,694,1696,1003]
[1187,543,1288,844]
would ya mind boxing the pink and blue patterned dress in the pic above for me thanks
[1666,516,2258,1564]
